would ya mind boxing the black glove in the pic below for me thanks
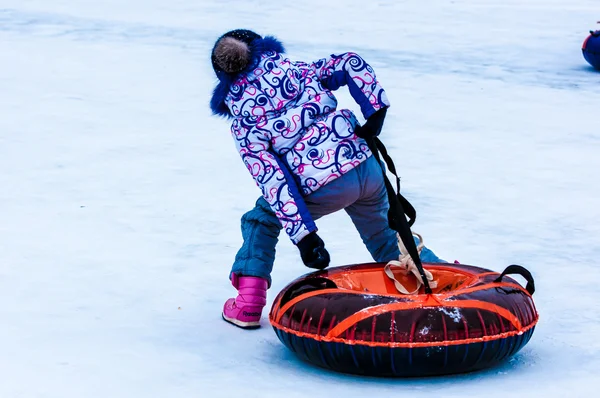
[353,107,388,139]
[297,232,330,270]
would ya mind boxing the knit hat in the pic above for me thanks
[210,29,285,117]
[211,29,262,76]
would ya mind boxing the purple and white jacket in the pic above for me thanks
[211,37,390,244]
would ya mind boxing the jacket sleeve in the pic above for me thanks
[230,117,316,244]
[309,52,390,119]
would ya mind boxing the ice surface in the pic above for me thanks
[1,1,599,397]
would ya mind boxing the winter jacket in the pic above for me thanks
[211,37,390,244]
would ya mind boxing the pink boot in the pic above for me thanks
[222,274,268,329]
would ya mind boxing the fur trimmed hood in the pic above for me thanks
[210,34,285,118]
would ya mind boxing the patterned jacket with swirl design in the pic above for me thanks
[211,37,390,244]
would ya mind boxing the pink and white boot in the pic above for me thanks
[222,274,268,329]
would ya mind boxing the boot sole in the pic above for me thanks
[222,313,261,329]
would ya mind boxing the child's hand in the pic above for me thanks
[353,107,388,139]
[297,232,330,270]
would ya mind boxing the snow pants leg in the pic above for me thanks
[230,156,444,286]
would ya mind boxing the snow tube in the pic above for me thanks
[583,29,600,70]
[269,262,538,377]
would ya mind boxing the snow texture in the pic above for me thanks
[1,1,599,397]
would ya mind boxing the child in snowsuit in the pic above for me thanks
[210,29,443,329]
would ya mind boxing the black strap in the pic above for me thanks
[371,138,416,226]
[494,264,535,295]
[367,137,432,294]
[279,277,338,307]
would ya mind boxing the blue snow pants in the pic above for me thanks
[231,155,444,286]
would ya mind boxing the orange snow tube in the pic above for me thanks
[269,262,538,377]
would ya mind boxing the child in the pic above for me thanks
[210,29,444,329]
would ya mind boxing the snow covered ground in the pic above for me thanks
[1,1,599,397]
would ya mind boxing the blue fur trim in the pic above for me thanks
[210,35,285,118]
[249,36,285,67]
[210,78,235,117]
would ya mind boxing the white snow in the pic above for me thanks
[1,1,599,397]
[439,307,463,324]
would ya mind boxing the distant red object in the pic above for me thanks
[583,27,600,70]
